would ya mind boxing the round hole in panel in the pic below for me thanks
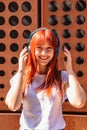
[0,57,5,64]
[22,1,32,12]
[76,42,85,52]
[0,16,5,25]
[48,1,58,12]
[76,56,84,64]
[22,16,32,26]
[10,30,18,39]
[0,2,5,12]
[62,0,72,11]
[0,70,5,76]
[0,84,5,89]
[11,57,18,64]
[65,99,69,102]
[76,15,85,25]
[62,42,71,51]
[11,70,17,76]
[75,0,86,11]
[10,43,19,52]
[63,57,67,61]
[0,97,4,101]
[0,30,5,38]
[23,43,28,48]
[48,15,58,26]
[62,14,72,25]
[23,30,31,39]
[76,29,85,38]
[0,43,6,51]
[9,15,19,26]
[62,29,71,38]
[8,1,18,12]
[77,70,83,77]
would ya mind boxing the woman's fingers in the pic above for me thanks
[63,46,70,55]
[63,47,72,61]
[20,47,28,57]
[62,46,73,72]
[20,47,28,62]
[18,47,28,72]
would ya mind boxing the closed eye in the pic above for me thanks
[37,47,42,49]
[36,47,42,51]
[47,47,52,49]
[36,46,53,52]
[46,47,53,51]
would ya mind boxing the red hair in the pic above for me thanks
[22,29,62,97]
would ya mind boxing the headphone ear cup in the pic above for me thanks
[28,45,30,53]
[51,30,60,55]
[56,37,60,55]
[28,38,30,53]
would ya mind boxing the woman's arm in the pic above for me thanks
[5,72,23,111]
[63,47,86,108]
[5,47,28,111]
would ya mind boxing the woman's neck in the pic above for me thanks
[37,65,48,75]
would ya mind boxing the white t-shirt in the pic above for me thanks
[11,71,68,130]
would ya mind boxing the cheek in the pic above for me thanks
[50,51,54,59]
[35,50,39,56]
[35,51,39,60]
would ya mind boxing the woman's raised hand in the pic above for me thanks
[18,47,28,73]
[63,47,73,74]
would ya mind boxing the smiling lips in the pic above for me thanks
[39,56,48,61]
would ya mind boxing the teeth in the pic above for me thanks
[40,57,48,60]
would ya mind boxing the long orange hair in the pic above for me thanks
[22,29,62,97]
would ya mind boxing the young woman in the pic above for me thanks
[5,28,86,130]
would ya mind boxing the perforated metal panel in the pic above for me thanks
[0,0,87,113]
[41,0,87,112]
[0,0,39,110]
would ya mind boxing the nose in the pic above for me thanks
[41,49,47,55]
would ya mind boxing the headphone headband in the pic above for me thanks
[28,27,60,55]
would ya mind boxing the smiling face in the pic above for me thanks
[35,41,54,68]
[29,29,58,74]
